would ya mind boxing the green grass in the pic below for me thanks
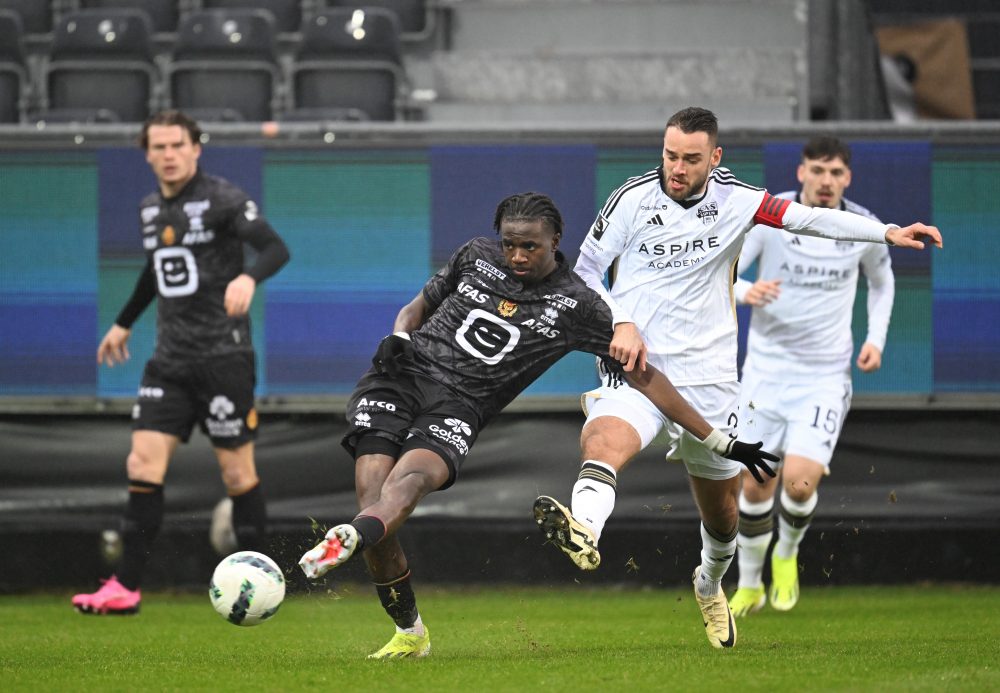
[2,585,998,692]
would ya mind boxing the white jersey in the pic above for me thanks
[735,192,895,381]
[576,167,893,387]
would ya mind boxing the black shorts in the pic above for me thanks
[342,368,481,489]
[132,352,258,449]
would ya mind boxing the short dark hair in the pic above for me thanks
[666,106,719,143]
[139,110,203,150]
[493,192,563,238]
[802,136,851,166]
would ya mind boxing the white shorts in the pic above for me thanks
[582,381,741,481]
[738,370,853,469]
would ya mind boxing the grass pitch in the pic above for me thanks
[2,584,997,692]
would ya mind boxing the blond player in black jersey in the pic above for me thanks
[72,111,289,616]
[298,192,778,659]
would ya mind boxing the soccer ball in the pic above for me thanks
[209,551,285,626]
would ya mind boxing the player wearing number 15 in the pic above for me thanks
[72,110,290,615]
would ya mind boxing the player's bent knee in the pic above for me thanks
[580,419,641,468]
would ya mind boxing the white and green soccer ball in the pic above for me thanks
[209,551,286,626]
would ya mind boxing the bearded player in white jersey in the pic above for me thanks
[533,108,941,650]
[727,136,894,617]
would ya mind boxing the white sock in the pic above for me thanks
[737,494,775,589]
[697,523,737,598]
[774,489,818,560]
[399,614,424,635]
[570,460,617,541]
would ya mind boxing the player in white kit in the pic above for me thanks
[533,108,941,649]
[728,136,895,617]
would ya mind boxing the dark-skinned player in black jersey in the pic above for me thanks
[298,192,776,659]
[72,110,290,615]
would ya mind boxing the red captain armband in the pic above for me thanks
[752,192,791,228]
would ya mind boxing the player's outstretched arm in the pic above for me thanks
[886,223,943,249]
[701,430,778,484]
[624,364,778,483]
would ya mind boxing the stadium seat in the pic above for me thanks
[0,10,28,122]
[166,9,282,122]
[38,9,158,123]
[0,0,53,35]
[78,0,180,34]
[200,0,302,35]
[323,0,433,41]
[288,8,406,121]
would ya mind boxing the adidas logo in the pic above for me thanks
[645,214,664,226]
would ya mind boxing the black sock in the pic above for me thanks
[351,514,387,550]
[231,483,267,552]
[117,480,164,591]
[374,570,419,629]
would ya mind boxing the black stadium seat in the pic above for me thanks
[200,0,303,35]
[324,0,431,40]
[39,9,157,123]
[78,0,180,34]
[0,10,28,122]
[288,8,406,122]
[167,9,282,122]
[0,0,52,34]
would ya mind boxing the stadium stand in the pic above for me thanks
[869,0,1000,118]
[413,0,808,125]
[0,0,53,34]
[288,7,408,122]
[166,9,282,122]
[36,8,157,123]
[76,0,181,34]
[0,10,28,123]
[200,0,303,35]
[323,0,434,42]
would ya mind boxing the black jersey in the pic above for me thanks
[129,170,288,361]
[410,237,616,425]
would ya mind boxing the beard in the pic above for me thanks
[664,170,710,201]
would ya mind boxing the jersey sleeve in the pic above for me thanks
[779,199,890,244]
[421,238,473,311]
[115,257,157,328]
[570,287,616,357]
[752,191,791,228]
[860,244,895,351]
[578,190,636,272]
[575,188,639,323]
[225,188,290,283]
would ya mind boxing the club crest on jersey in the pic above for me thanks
[696,201,718,225]
[161,225,176,246]
[497,300,518,317]
[591,215,609,241]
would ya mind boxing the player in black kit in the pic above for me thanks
[298,192,776,659]
[72,111,290,615]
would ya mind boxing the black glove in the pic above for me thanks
[372,333,413,377]
[723,440,779,484]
